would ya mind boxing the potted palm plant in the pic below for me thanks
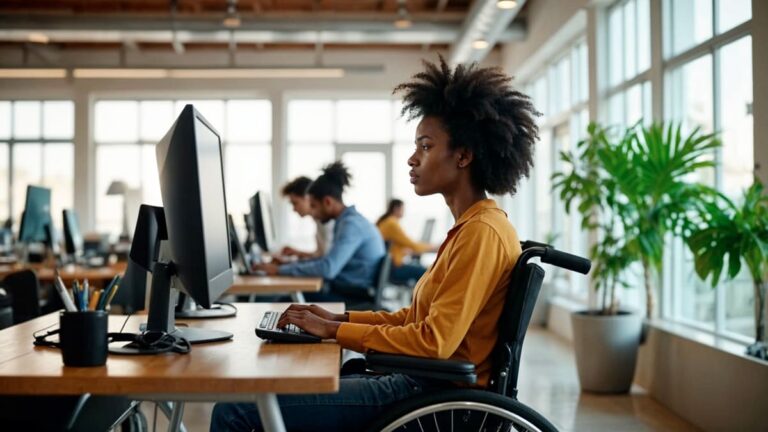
[554,123,642,392]
[612,123,721,319]
[686,179,768,360]
[553,122,722,392]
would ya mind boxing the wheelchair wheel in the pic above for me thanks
[120,409,148,432]
[367,389,558,432]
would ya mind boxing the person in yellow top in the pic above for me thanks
[376,198,434,285]
[211,55,540,432]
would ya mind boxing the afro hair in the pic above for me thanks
[393,55,540,195]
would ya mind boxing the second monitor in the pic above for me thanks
[249,190,276,254]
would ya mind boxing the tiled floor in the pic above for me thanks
[141,328,700,431]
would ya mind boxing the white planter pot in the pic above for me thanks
[571,310,642,393]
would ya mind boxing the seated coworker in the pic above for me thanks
[279,175,333,259]
[253,162,386,301]
[376,199,433,285]
[212,57,540,432]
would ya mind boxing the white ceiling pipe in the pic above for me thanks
[0,26,524,46]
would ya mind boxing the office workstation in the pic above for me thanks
[0,1,766,431]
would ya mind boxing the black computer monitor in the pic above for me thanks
[249,191,276,253]
[243,213,255,252]
[228,214,250,273]
[19,185,53,244]
[420,218,436,243]
[62,209,84,260]
[113,105,234,352]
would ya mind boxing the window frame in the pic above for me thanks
[0,99,75,225]
[659,1,754,343]
[92,97,273,236]
[519,37,591,303]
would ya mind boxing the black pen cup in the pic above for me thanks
[59,310,108,367]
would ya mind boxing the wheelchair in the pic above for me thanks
[363,240,591,432]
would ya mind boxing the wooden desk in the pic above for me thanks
[0,263,127,289]
[0,303,343,432]
[227,275,323,303]
[37,263,127,288]
[0,263,25,279]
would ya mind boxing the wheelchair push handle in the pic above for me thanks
[541,248,591,274]
[520,240,592,275]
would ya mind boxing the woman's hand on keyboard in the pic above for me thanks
[281,304,348,323]
[277,309,341,339]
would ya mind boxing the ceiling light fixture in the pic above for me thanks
[222,0,241,28]
[393,1,412,29]
[169,68,345,79]
[472,39,490,50]
[496,0,518,9]
[70,68,346,79]
[73,69,169,79]
[27,32,50,44]
[0,68,66,78]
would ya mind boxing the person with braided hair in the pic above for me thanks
[212,55,540,432]
[254,161,386,303]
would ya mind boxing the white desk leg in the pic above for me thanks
[255,393,286,432]
[168,401,185,432]
[290,291,306,303]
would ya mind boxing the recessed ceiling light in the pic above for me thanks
[394,6,412,29]
[472,39,490,50]
[497,0,518,9]
[394,18,412,29]
[222,16,241,28]
[27,32,50,44]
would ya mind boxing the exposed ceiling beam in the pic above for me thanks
[0,11,466,23]
[449,0,527,65]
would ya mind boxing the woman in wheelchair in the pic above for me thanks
[211,55,541,432]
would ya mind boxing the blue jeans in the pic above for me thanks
[210,373,446,432]
[389,263,426,286]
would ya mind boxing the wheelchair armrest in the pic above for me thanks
[365,352,477,384]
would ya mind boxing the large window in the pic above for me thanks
[94,99,271,237]
[0,100,74,233]
[605,0,652,127]
[517,39,590,301]
[662,0,753,339]
[286,99,446,251]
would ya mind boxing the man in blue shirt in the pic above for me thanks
[254,161,385,301]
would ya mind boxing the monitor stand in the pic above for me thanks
[175,293,236,319]
[110,261,233,355]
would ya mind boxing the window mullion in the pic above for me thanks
[39,104,45,184]
[8,102,13,220]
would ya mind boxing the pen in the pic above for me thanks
[53,270,77,312]
[88,290,101,311]
[72,280,80,311]
[98,275,120,310]
[83,279,90,311]
[104,283,120,310]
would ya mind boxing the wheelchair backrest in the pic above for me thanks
[488,255,546,398]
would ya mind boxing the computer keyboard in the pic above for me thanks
[255,311,321,343]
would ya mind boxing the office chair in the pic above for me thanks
[345,254,392,311]
[363,241,591,431]
[1,269,42,324]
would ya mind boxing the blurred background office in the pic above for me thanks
[0,1,765,431]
